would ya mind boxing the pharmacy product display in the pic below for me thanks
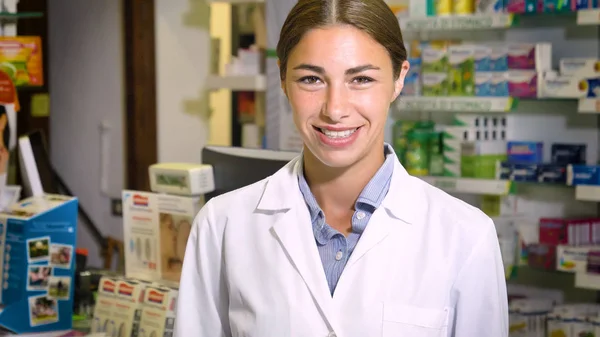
[0,194,78,334]
[392,113,599,184]
[122,191,201,283]
[91,276,178,337]
[407,0,598,17]
[0,36,44,87]
[404,40,600,100]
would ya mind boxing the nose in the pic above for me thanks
[323,83,350,122]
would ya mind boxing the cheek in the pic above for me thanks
[288,89,323,120]
[352,91,392,122]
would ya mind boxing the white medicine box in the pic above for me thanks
[122,191,202,283]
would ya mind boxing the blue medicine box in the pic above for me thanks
[499,162,539,182]
[567,165,600,186]
[0,194,78,334]
[507,141,544,164]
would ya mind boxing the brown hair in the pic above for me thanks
[276,0,407,81]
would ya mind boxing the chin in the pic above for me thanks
[307,143,363,168]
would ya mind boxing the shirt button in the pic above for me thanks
[356,211,366,220]
[335,251,343,261]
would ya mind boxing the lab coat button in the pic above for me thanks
[335,251,343,261]
[328,332,336,337]
[356,211,366,219]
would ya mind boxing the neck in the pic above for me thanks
[303,143,385,214]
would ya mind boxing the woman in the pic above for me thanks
[175,0,508,336]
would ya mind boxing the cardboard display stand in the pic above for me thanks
[0,194,78,334]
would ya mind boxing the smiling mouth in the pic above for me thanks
[314,126,360,138]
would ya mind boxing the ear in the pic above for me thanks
[392,60,411,102]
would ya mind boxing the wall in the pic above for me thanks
[155,0,231,164]
[47,0,125,268]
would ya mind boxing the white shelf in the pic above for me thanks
[575,185,600,202]
[397,97,516,113]
[400,13,514,32]
[207,0,264,3]
[420,176,511,195]
[577,9,600,25]
[206,74,266,91]
[575,272,600,291]
[578,98,600,114]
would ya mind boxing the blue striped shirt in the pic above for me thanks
[297,144,395,295]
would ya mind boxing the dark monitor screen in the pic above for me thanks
[201,146,299,202]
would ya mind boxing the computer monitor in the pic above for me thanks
[201,146,299,202]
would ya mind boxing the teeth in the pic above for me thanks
[320,128,357,138]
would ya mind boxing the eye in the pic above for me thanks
[352,76,374,84]
[298,76,321,85]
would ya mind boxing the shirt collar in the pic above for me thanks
[297,143,395,223]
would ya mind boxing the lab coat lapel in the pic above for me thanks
[256,157,337,331]
[346,157,423,269]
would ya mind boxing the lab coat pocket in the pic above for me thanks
[382,303,449,337]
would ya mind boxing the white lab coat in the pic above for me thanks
[174,155,509,337]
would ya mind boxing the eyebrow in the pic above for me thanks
[292,63,380,75]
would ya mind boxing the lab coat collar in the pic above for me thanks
[256,152,421,225]
[257,152,423,331]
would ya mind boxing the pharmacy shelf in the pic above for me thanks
[420,176,511,195]
[575,185,600,202]
[577,9,600,25]
[578,98,600,114]
[400,13,515,32]
[0,12,43,20]
[575,272,600,291]
[397,97,517,113]
[206,74,266,91]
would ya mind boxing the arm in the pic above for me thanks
[173,201,231,337]
[450,220,508,337]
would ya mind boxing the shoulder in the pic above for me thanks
[409,176,496,246]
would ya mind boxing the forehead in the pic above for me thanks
[288,25,391,69]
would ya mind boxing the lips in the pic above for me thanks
[313,126,361,139]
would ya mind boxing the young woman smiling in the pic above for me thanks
[175,1,508,336]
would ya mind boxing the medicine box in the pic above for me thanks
[138,284,179,337]
[506,0,542,13]
[509,299,554,336]
[560,58,600,77]
[448,45,476,96]
[567,164,600,186]
[122,190,202,283]
[507,71,542,98]
[541,76,589,98]
[0,194,78,334]
[91,276,121,334]
[507,43,552,71]
[556,245,592,273]
[111,278,151,337]
[507,141,544,163]
[551,143,586,165]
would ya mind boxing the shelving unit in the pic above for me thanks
[401,13,515,32]
[419,176,512,195]
[397,96,517,113]
[402,10,600,33]
[577,8,600,25]
[575,185,600,202]
[578,98,600,114]
[206,74,266,91]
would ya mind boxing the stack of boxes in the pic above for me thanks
[92,276,179,337]
[406,41,554,98]
[442,115,508,177]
